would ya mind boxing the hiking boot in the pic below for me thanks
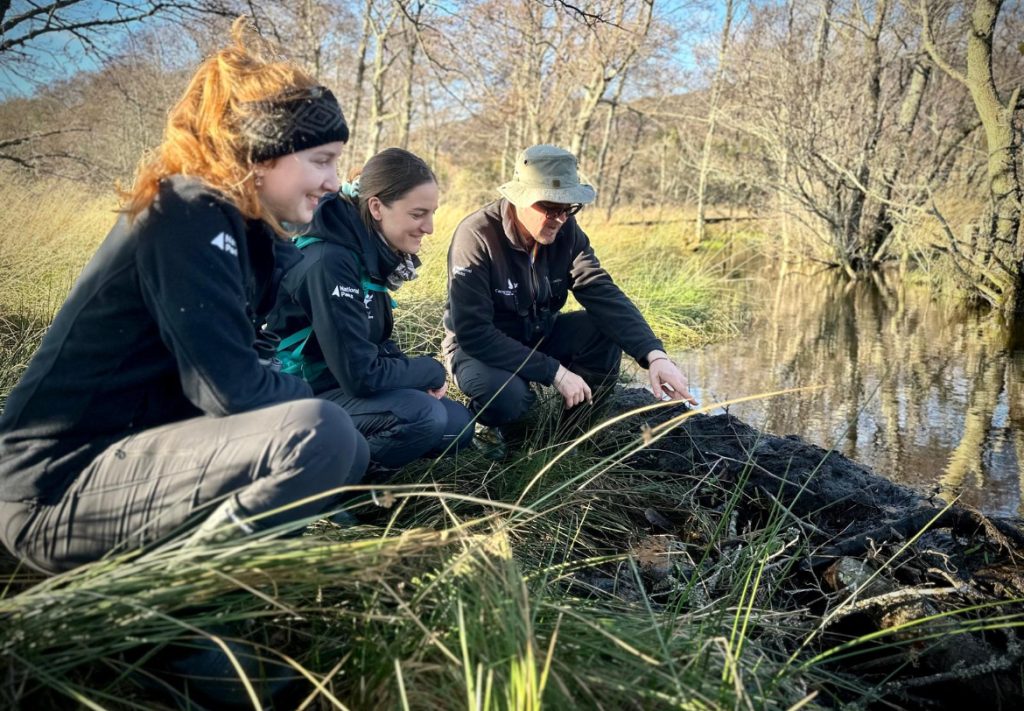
[473,424,508,461]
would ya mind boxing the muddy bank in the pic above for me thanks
[600,388,1024,708]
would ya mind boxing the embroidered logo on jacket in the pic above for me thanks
[452,265,472,277]
[495,278,518,297]
[332,285,359,299]
[364,290,375,318]
[210,232,237,256]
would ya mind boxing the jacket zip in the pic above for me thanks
[528,243,539,322]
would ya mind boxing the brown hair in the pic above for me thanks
[350,148,436,229]
[120,18,321,233]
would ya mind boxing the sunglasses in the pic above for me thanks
[533,201,584,219]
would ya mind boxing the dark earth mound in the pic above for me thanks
[602,388,1024,709]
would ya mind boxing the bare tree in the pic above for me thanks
[694,0,736,245]
[0,0,231,79]
[922,0,1024,315]
[715,0,982,273]
[395,0,426,149]
[566,0,654,157]
[0,0,231,174]
[345,0,374,166]
[364,0,402,159]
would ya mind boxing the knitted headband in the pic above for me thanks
[243,86,349,163]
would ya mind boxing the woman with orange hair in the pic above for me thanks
[0,19,367,575]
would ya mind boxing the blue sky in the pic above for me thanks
[0,0,741,99]
[0,1,185,99]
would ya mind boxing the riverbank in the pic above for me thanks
[4,180,1022,708]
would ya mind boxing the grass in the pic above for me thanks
[4,177,1011,709]
[0,409,849,710]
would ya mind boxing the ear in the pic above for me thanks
[368,196,384,221]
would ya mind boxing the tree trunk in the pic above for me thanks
[695,0,734,246]
[347,0,374,167]
[842,0,887,270]
[594,78,627,202]
[365,3,401,161]
[397,32,417,150]
[397,4,422,151]
[965,0,1024,315]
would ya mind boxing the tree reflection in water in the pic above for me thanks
[679,263,1024,516]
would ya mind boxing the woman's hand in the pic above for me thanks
[647,350,698,405]
[427,381,448,400]
[554,365,592,409]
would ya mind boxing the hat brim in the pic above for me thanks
[498,181,597,209]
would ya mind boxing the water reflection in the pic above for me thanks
[681,263,1024,517]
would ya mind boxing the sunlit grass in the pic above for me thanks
[0,397,850,709]
[5,179,999,708]
[0,172,113,321]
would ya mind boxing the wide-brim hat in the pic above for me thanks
[498,144,596,208]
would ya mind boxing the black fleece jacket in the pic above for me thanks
[267,194,445,398]
[0,176,311,504]
[442,199,664,384]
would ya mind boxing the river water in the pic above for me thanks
[676,260,1024,517]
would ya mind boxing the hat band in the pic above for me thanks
[514,177,579,190]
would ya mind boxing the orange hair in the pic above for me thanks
[121,18,319,233]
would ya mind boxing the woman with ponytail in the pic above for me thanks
[268,147,473,472]
[0,18,368,575]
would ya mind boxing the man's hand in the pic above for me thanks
[554,365,592,409]
[427,381,448,400]
[647,350,698,405]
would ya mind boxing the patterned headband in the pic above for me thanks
[243,86,349,163]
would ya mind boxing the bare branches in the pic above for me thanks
[0,126,87,152]
[0,1,229,56]
[547,0,622,29]
[0,126,94,179]
[918,0,968,86]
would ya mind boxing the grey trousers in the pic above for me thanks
[0,399,368,574]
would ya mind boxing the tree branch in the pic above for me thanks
[918,0,968,86]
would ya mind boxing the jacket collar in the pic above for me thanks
[499,198,530,253]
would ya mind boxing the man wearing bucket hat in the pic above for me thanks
[442,144,696,443]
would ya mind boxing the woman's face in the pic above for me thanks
[257,141,344,224]
[370,181,439,255]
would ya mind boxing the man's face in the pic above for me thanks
[515,201,578,245]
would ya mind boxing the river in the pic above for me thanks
[677,260,1024,517]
